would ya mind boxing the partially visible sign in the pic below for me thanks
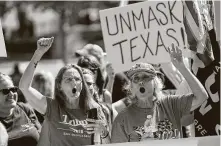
[214,1,220,42]
[0,20,7,57]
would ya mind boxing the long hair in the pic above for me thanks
[77,56,105,95]
[54,64,97,113]
[81,68,111,129]
[125,75,165,135]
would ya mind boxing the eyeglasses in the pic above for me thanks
[132,75,154,84]
[86,82,95,87]
[0,87,18,95]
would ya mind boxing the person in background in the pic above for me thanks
[0,122,8,146]
[77,55,112,105]
[31,71,54,124]
[81,68,112,133]
[111,44,208,143]
[0,73,41,146]
[19,37,110,146]
[75,44,129,104]
[10,63,26,103]
[75,44,112,92]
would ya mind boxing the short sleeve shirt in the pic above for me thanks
[111,94,194,143]
[0,103,40,146]
[38,97,92,146]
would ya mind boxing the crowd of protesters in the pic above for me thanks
[0,33,217,146]
[0,0,220,144]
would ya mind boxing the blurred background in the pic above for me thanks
[0,1,123,80]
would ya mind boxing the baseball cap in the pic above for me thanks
[75,44,107,62]
[126,63,157,80]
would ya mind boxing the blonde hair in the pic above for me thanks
[124,75,164,104]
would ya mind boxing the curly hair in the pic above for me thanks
[123,75,164,105]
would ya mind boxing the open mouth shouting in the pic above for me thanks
[139,87,146,94]
[72,87,77,94]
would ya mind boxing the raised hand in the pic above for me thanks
[37,37,54,55]
[168,44,185,69]
[106,63,115,78]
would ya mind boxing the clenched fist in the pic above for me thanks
[37,37,54,54]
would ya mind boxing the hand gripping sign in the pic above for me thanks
[100,0,188,72]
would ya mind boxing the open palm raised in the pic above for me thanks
[168,43,185,69]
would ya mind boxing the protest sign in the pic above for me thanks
[0,20,7,57]
[214,1,220,42]
[100,0,187,72]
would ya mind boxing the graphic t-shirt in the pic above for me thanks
[38,97,92,146]
[111,94,194,143]
[0,103,40,146]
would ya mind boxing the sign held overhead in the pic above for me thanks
[100,0,187,72]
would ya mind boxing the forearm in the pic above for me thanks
[106,76,115,94]
[19,50,43,90]
[19,50,47,114]
[177,65,208,105]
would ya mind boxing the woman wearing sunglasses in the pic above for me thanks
[19,37,110,146]
[111,44,208,143]
[0,73,41,146]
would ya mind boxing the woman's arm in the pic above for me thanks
[169,44,208,111]
[105,63,115,94]
[103,90,112,105]
[19,37,54,115]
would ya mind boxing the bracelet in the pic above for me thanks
[101,131,109,139]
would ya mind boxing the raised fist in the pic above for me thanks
[37,37,54,54]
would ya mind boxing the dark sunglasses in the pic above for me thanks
[0,87,18,95]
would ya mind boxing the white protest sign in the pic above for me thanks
[0,20,7,57]
[100,0,187,72]
[214,1,220,42]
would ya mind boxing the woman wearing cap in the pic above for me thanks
[0,73,41,146]
[111,44,208,143]
[19,37,110,146]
